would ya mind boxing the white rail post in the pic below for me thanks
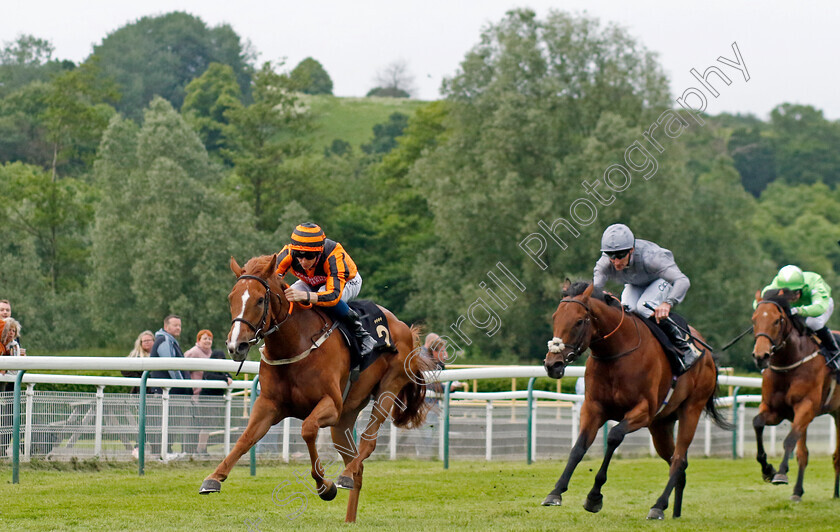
[770,425,777,456]
[571,400,580,445]
[224,389,232,456]
[830,415,836,453]
[486,401,493,461]
[161,389,170,462]
[390,421,397,460]
[282,417,291,462]
[24,384,35,460]
[649,433,656,457]
[704,416,711,457]
[94,385,105,457]
[531,401,537,462]
[738,402,746,458]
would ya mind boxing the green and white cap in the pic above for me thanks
[777,265,805,291]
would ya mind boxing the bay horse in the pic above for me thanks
[542,281,729,519]
[751,289,840,501]
[199,254,433,523]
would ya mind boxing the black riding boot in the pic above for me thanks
[659,319,701,373]
[342,309,377,358]
[815,327,840,373]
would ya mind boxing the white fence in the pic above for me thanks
[0,358,834,478]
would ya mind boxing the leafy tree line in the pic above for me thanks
[1,9,840,373]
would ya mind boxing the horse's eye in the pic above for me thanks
[576,319,585,326]
[256,297,264,305]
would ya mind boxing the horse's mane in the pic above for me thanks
[761,289,807,335]
[563,281,622,309]
[240,255,289,288]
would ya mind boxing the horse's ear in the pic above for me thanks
[562,278,571,292]
[268,253,278,276]
[582,282,595,300]
[230,256,243,277]
[755,289,762,301]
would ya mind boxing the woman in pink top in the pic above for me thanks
[184,329,213,396]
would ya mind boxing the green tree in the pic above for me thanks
[288,57,333,95]
[181,62,242,161]
[0,81,51,167]
[770,103,840,187]
[728,126,776,197]
[223,62,313,230]
[0,35,74,97]
[88,99,258,345]
[361,112,409,155]
[91,12,254,120]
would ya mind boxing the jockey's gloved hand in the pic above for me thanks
[790,307,799,315]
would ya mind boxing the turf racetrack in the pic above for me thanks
[2,457,838,530]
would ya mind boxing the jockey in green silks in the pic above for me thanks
[757,264,840,371]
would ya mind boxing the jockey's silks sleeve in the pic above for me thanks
[274,240,358,307]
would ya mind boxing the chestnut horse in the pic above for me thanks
[542,282,729,519]
[751,289,840,501]
[199,254,432,523]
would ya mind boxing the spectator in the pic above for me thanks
[149,315,189,393]
[0,317,23,457]
[184,329,214,397]
[195,350,233,457]
[149,315,189,459]
[0,300,10,319]
[121,330,154,394]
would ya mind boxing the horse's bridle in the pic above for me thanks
[753,300,790,357]
[231,275,293,346]
[549,296,629,364]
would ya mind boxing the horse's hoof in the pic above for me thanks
[336,475,355,490]
[541,494,562,506]
[199,479,221,494]
[790,494,801,502]
[319,482,338,501]
[772,473,789,485]
[583,494,603,513]
[647,508,665,520]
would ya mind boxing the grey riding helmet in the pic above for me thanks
[600,224,635,252]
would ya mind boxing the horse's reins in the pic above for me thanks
[230,274,295,372]
[555,297,641,363]
[753,300,791,362]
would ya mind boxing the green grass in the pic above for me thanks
[2,457,840,530]
[300,94,428,152]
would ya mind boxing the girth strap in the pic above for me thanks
[654,375,679,417]
[260,322,340,366]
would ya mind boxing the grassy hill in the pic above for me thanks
[299,94,429,152]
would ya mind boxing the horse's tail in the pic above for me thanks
[705,360,734,431]
[391,324,433,429]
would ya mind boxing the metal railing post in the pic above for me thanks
[24,383,34,461]
[224,389,232,456]
[526,377,535,464]
[12,370,26,484]
[443,381,451,469]
[249,375,260,476]
[732,386,740,459]
[138,371,150,476]
[94,385,105,457]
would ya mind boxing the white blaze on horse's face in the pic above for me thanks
[227,289,251,352]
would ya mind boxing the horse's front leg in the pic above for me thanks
[584,402,651,514]
[775,400,816,487]
[199,396,280,494]
[542,402,605,507]
[754,405,779,482]
[301,396,341,501]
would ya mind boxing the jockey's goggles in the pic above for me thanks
[605,249,631,260]
[293,250,321,261]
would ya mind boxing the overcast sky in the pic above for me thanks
[4,1,840,119]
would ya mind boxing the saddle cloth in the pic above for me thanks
[335,300,397,372]
[640,311,705,375]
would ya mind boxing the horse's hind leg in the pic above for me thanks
[337,383,404,489]
[331,411,365,523]
[833,413,840,498]
[649,402,703,520]
[200,397,280,493]
[542,403,604,507]
[791,428,809,502]
[754,407,778,482]
[301,396,341,501]
[583,403,650,514]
